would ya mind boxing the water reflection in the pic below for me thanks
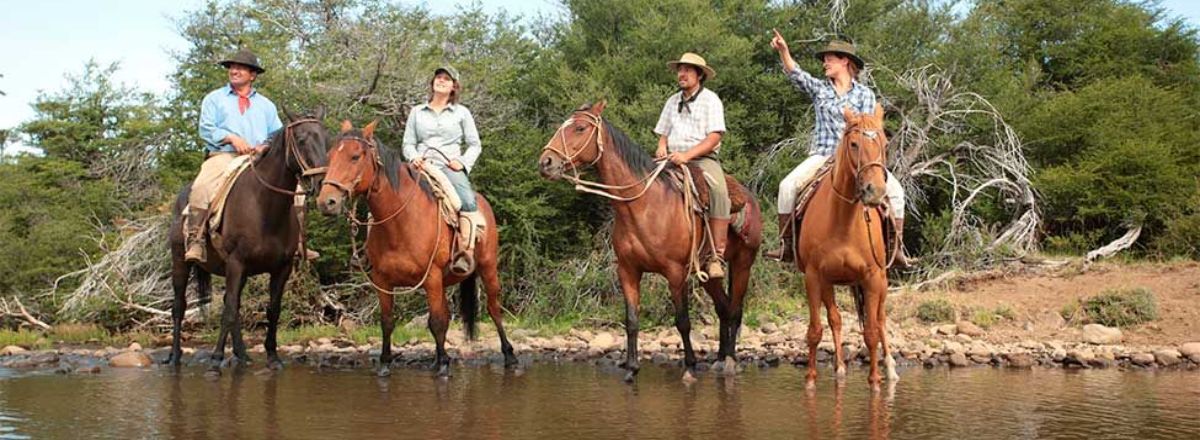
[0,365,1197,439]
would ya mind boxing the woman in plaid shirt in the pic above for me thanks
[765,30,914,267]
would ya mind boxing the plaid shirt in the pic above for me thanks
[654,88,726,154]
[786,67,875,157]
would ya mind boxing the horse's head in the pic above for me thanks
[838,103,889,207]
[538,100,608,180]
[281,106,331,190]
[318,119,381,216]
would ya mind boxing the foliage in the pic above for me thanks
[916,298,955,323]
[1080,287,1158,327]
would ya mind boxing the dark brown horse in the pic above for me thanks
[792,104,898,389]
[165,108,330,372]
[538,101,763,382]
[316,120,516,377]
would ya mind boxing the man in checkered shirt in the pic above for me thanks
[653,52,732,280]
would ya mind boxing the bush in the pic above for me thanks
[1080,288,1158,327]
[916,299,956,323]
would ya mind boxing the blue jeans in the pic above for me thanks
[440,166,478,212]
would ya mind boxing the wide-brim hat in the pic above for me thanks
[433,65,461,83]
[218,49,265,74]
[814,40,864,70]
[667,52,716,80]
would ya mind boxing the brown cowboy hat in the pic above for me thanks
[667,52,716,80]
[218,49,266,74]
[814,40,864,70]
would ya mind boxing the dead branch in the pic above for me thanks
[0,296,52,330]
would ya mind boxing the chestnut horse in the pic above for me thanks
[792,105,899,388]
[165,108,330,372]
[538,101,763,382]
[316,120,516,377]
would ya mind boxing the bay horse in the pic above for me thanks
[165,108,330,372]
[316,120,517,377]
[792,104,899,389]
[538,101,763,382]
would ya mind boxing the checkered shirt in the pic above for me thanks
[786,67,876,157]
[653,88,727,154]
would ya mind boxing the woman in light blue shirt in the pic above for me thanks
[402,66,484,274]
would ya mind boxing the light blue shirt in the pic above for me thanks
[401,103,482,173]
[198,84,283,153]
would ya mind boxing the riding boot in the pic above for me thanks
[893,218,918,268]
[705,218,730,279]
[449,214,477,276]
[184,208,209,263]
[764,214,795,263]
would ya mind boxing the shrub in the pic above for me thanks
[1080,287,1158,327]
[916,299,956,323]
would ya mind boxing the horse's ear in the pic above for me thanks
[872,102,884,125]
[842,106,858,125]
[340,120,353,133]
[282,104,297,122]
[363,119,379,138]
[314,104,326,122]
[593,100,607,115]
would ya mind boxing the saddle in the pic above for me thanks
[669,164,748,215]
[416,166,486,250]
[786,157,900,265]
[181,155,254,257]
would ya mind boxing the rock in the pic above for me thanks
[109,352,153,368]
[1154,349,1182,367]
[76,365,102,374]
[1039,311,1067,329]
[1178,342,1200,361]
[662,334,683,347]
[1131,353,1156,366]
[1045,340,1065,352]
[761,322,779,334]
[128,342,143,351]
[1066,349,1095,365]
[1082,324,1123,345]
[1087,357,1114,369]
[949,352,969,367]
[936,324,958,336]
[954,334,973,344]
[956,321,985,337]
[1005,353,1035,368]
[1019,340,1041,350]
[764,333,788,345]
[1,345,28,356]
[316,337,333,345]
[970,354,992,364]
[942,341,965,355]
[589,332,617,352]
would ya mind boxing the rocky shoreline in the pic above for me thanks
[3,320,1198,375]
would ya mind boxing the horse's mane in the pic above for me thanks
[336,130,433,197]
[590,116,673,186]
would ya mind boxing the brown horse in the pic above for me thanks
[316,120,516,377]
[165,108,330,372]
[792,104,899,389]
[538,101,763,382]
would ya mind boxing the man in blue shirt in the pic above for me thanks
[186,49,284,263]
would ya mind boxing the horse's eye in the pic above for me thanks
[851,142,859,150]
[574,125,586,133]
[351,154,361,161]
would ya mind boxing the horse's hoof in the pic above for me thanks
[436,364,451,378]
[623,371,637,383]
[267,359,284,371]
[504,357,520,369]
[723,358,738,376]
[805,377,817,390]
[681,369,698,384]
[377,367,391,378]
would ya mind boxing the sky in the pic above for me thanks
[1,0,1197,153]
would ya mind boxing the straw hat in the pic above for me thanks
[667,52,716,79]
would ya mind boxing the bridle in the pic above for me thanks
[249,118,329,196]
[540,111,670,202]
[830,124,887,205]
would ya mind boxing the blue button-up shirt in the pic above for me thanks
[786,67,876,157]
[401,103,482,173]
[198,84,283,153]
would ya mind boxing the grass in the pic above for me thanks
[0,329,50,349]
[1078,287,1158,327]
[48,323,110,344]
[970,305,1015,328]
[916,299,956,323]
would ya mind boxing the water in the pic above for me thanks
[0,363,1196,439]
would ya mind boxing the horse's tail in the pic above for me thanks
[459,274,479,341]
[851,285,868,331]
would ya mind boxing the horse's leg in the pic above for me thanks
[210,263,247,372]
[701,279,730,361]
[230,274,251,365]
[802,270,828,388]
[724,252,752,374]
[670,271,697,383]
[165,258,189,366]
[425,277,453,377]
[617,263,642,383]
[376,275,397,378]
[481,263,517,367]
[870,273,898,383]
[824,285,846,381]
[860,284,882,389]
[264,264,293,370]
